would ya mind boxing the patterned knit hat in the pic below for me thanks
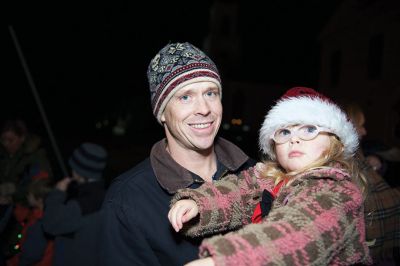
[259,87,359,160]
[147,42,222,123]
[68,142,108,180]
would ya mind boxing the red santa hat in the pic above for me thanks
[259,87,359,160]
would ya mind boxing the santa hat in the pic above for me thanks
[259,87,359,160]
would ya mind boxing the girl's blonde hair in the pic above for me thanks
[260,134,367,195]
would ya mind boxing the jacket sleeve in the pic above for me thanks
[42,189,82,235]
[198,178,370,266]
[98,197,161,266]
[18,220,48,266]
[171,166,275,237]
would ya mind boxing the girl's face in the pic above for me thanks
[275,125,331,172]
[27,193,41,208]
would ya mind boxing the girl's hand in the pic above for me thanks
[168,199,199,232]
[184,257,215,266]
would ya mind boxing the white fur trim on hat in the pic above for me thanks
[259,96,359,160]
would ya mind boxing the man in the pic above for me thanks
[42,142,108,266]
[99,42,255,266]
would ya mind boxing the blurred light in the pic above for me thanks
[242,125,250,132]
[96,122,102,129]
[235,136,243,141]
[222,123,230,130]
[113,126,125,136]
[231,118,242,126]
[103,119,109,126]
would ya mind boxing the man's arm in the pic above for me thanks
[98,199,161,266]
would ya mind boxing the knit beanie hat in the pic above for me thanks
[68,142,108,180]
[147,42,222,123]
[259,87,359,160]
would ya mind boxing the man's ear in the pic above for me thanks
[160,113,166,123]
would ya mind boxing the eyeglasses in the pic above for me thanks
[271,125,332,144]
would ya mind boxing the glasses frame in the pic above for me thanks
[270,125,332,144]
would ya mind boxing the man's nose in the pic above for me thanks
[195,97,211,115]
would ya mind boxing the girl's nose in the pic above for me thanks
[289,134,301,144]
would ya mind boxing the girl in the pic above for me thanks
[168,87,371,266]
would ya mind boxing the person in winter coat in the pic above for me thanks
[343,102,400,265]
[0,119,53,264]
[99,42,255,266]
[42,143,107,266]
[0,119,52,186]
[169,87,372,266]
[7,179,54,266]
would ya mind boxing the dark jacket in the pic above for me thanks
[99,138,255,266]
[9,209,54,266]
[42,181,106,266]
[359,153,400,264]
[0,134,52,185]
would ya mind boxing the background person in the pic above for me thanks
[42,142,107,266]
[343,101,400,265]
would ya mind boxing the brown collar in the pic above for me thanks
[150,137,249,194]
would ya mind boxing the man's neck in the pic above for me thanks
[166,143,217,183]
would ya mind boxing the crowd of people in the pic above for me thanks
[0,120,108,266]
[1,42,399,266]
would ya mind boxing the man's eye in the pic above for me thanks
[180,95,190,101]
[206,91,218,97]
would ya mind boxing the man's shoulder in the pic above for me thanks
[105,158,157,200]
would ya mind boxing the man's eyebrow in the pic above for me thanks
[175,89,194,96]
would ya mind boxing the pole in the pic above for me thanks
[8,25,68,177]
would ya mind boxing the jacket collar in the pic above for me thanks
[289,167,350,187]
[150,137,249,194]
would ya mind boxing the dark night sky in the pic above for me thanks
[2,1,342,174]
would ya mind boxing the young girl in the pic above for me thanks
[168,87,372,266]
[7,179,54,266]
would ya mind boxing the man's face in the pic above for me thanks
[161,81,222,153]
